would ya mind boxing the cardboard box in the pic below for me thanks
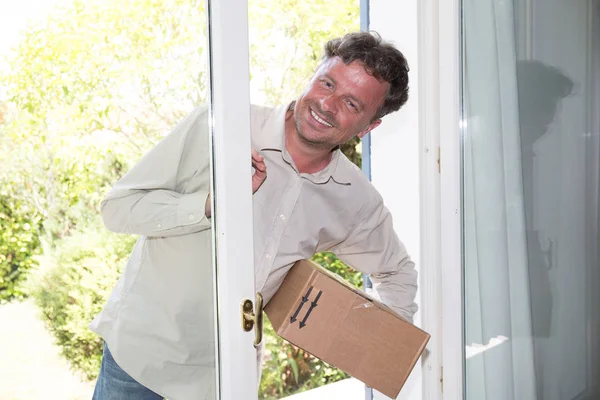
[264,259,430,399]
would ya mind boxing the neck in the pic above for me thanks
[284,108,334,174]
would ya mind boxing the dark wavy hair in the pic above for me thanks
[323,31,409,119]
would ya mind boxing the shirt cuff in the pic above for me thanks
[178,190,210,226]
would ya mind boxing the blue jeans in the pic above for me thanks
[93,343,164,400]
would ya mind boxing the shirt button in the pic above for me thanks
[189,214,195,221]
[157,223,162,229]
[279,214,286,220]
[265,254,271,259]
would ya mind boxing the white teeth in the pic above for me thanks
[310,109,333,127]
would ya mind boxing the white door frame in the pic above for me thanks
[416,0,443,399]
[208,0,259,398]
[438,0,464,398]
[418,0,463,397]
[367,0,462,398]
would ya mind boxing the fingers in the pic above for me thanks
[251,149,266,173]
[252,158,266,173]
[251,149,267,193]
[252,149,265,170]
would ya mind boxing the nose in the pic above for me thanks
[319,95,337,114]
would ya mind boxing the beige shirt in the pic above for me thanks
[89,104,417,400]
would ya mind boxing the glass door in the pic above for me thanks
[460,0,600,399]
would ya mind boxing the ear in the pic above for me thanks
[358,119,382,139]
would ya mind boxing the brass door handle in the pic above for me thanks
[241,292,263,347]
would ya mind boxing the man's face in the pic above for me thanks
[293,57,389,148]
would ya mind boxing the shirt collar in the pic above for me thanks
[258,101,352,186]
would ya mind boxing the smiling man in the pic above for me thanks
[287,45,395,172]
[91,31,417,400]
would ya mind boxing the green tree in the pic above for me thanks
[249,0,359,105]
[0,0,209,300]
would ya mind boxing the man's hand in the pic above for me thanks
[252,149,267,193]
[205,149,267,218]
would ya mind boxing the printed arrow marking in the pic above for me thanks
[290,286,313,323]
[299,290,322,329]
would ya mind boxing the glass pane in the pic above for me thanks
[0,1,217,399]
[461,0,600,399]
[246,1,362,398]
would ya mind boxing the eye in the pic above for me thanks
[321,79,333,89]
[346,99,357,110]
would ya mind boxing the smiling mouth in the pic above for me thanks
[310,108,334,128]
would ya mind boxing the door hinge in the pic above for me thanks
[437,147,441,174]
[440,366,444,393]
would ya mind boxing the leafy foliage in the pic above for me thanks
[0,0,206,296]
[26,218,137,379]
[0,194,42,301]
[249,0,359,105]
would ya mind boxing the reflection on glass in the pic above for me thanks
[462,0,600,399]
[0,0,215,399]
[247,1,361,398]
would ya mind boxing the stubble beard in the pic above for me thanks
[294,117,335,151]
[293,100,338,151]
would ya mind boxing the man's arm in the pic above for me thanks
[100,107,212,237]
[332,190,418,322]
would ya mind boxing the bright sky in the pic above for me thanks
[0,0,66,65]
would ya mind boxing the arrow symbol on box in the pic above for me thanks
[290,286,313,323]
[299,290,322,329]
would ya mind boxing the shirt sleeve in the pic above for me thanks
[332,189,418,322]
[100,107,212,238]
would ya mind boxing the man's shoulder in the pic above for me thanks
[336,153,373,189]
[250,104,280,128]
[335,153,384,205]
[249,104,289,150]
[186,104,279,127]
[184,104,281,147]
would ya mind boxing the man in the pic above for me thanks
[90,31,417,400]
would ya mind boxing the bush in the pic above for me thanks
[0,194,42,302]
[27,217,136,379]
[0,104,128,303]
